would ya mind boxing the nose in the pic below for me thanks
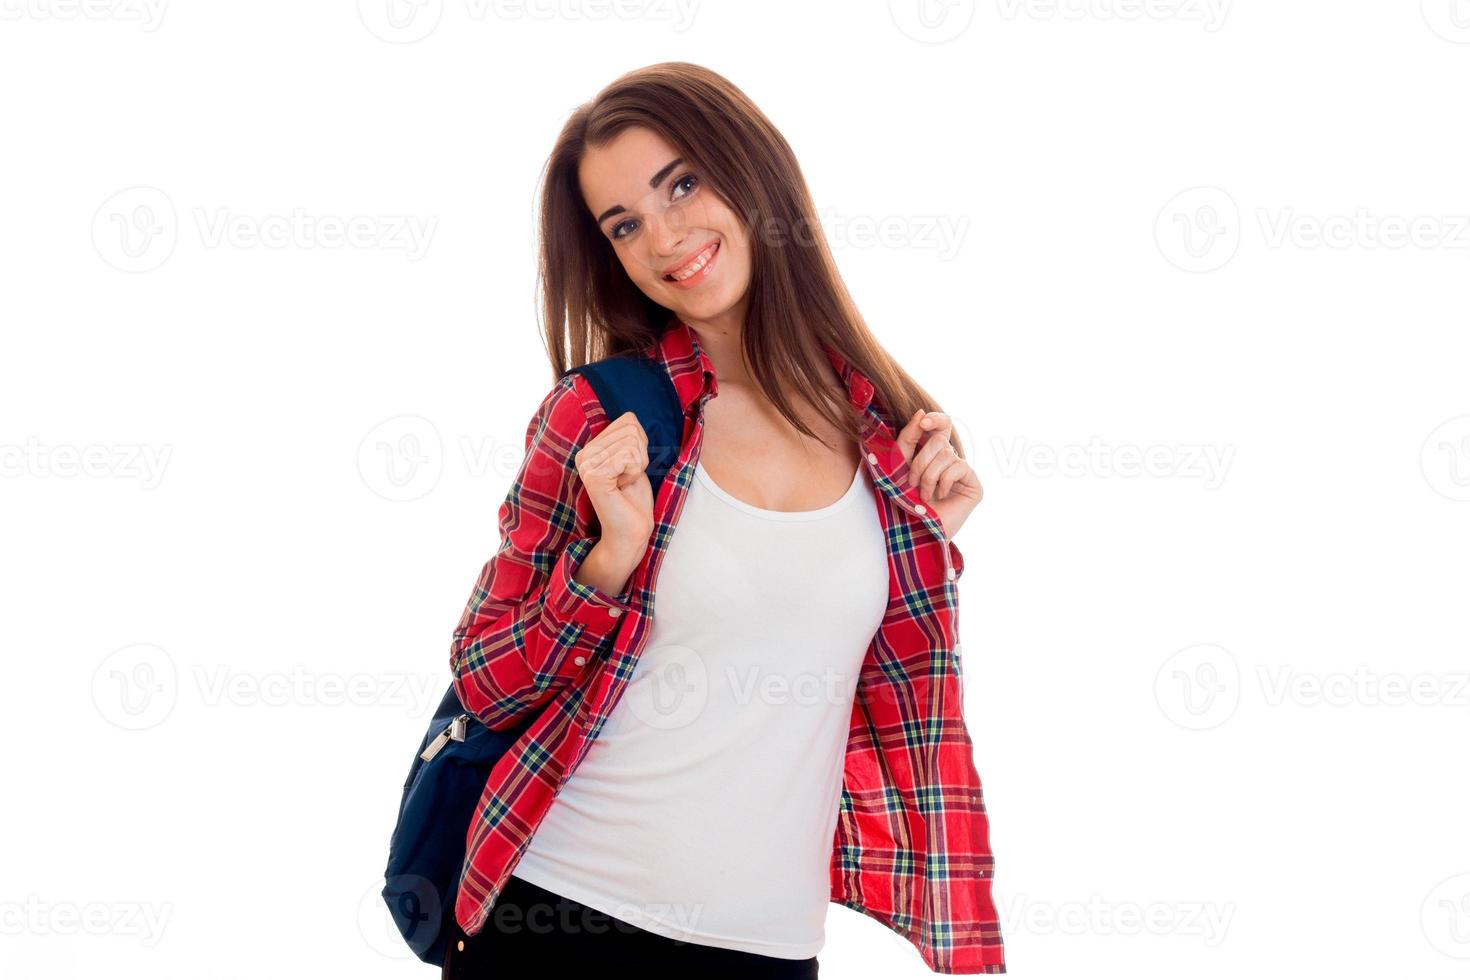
[645,207,691,261]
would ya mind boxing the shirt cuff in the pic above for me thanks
[546,535,634,651]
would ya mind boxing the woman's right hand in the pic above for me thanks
[573,410,656,565]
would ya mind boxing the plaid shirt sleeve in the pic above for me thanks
[449,373,634,731]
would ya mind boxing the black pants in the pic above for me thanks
[442,874,820,979]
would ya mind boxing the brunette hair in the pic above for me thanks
[536,60,964,458]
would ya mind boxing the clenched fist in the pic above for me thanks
[573,410,657,565]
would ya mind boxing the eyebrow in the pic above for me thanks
[595,157,684,226]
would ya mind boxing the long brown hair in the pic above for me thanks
[536,61,964,459]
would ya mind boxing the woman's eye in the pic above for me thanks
[671,173,698,202]
[608,175,697,241]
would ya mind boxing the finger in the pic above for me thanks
[893,408,928,460]
[907,429,953,487]
[599,411,648,454]
[932,456,968,501]
[917,446,956,500]
[577,430,646,481]
[917,411,951,435]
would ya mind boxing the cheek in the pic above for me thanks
[616,243,663,286]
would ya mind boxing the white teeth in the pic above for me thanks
[667,243,716,281]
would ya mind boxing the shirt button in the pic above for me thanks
[457,940,465,952]
[608,607,622,617]
[946,566,956,581]
[914,503,928,515]
[865,452,878,465]
[573,655,586,666]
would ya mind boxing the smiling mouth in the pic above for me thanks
[663,241,719,282]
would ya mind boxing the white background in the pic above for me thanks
[2,1,1468,977]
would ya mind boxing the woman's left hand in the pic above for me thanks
[893,409,983,541]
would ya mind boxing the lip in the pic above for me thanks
[662,240,720,287]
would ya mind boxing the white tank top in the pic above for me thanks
[511,454,891,959]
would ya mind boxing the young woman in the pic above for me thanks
[442,62,1006,977]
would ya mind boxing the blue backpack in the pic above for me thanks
[380,351,684,967]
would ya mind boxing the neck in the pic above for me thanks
[681,307,750,386]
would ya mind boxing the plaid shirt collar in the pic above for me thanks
[655,317,948,531]
[659,315,876,418]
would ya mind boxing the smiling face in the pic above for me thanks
[579,126,752,327]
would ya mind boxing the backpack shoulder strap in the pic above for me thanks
[560,352,684,500]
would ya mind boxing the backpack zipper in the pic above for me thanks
[419,713,470,762]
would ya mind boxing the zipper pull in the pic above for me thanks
[420,713,470,762]
[420,728,451,762]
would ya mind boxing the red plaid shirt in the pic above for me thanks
[450,316,1006,973]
